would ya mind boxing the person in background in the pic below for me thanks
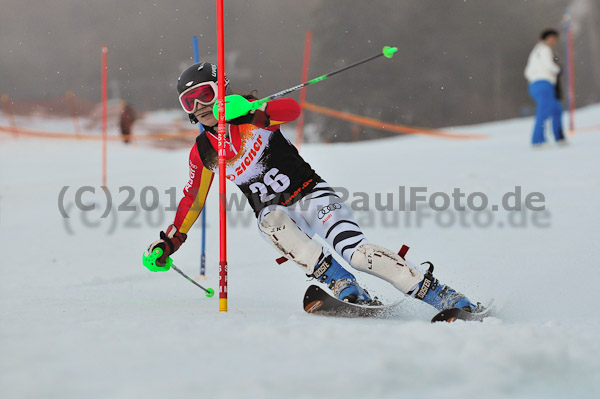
[120,101,137,144]
[524,28,566,147]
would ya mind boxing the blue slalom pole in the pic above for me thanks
[201,210,206,276]
[193,35,207,279]
[193,35,200,66]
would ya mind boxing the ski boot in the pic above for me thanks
[312,255,372,304]
[412,262,477,312]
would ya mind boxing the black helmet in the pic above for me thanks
[177,62,229,95]
[177,62,230,125]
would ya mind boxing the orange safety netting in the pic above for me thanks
[0,125,197,141]
[303,102,487,140]
[0,94,196,141]
[2,94,488,142]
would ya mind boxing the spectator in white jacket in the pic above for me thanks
[524,28,566,147]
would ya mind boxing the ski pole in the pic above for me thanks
[213,45,398,120]
[170,262,214,296]
[142,248,215,298]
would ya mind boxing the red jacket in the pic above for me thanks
[174,98,301,233]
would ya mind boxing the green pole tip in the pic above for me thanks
[206,288,215,298]
[383,46,398,58]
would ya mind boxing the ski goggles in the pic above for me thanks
[178,81,218,113]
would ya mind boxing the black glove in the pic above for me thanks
[147,224,187,265]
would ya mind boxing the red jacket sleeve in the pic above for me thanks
[264,98,301,130]
[173,145,214,234]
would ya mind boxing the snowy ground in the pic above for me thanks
[1,106,600,398]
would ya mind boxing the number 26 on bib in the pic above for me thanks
[249,168,291,203]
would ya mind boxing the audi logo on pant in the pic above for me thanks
[318,203,342,219]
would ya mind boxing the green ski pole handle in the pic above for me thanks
[143,247,173,272]
[212,95,268,121]
[213,45,398,120]
[142,248,215,298]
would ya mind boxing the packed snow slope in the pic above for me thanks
[1,106,600,399]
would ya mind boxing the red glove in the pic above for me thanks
[147,224,187,265]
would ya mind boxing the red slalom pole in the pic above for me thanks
[295,30,312,150]
[216,0,228,312]
[101,45,108,187]
[566,22,576,136]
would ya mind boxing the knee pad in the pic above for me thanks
[259,209,323,274]
[350,243,424,294]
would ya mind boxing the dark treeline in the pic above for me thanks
[308,0,600,141]
[1,0,598,141]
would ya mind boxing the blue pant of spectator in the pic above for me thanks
[528,80,564,145]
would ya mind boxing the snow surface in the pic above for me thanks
[1,106,600,399]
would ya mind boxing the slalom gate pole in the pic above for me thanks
[213,46,397,120]
[565,10,576,135]
[193,35,208,279]
[101,45,108,187]
[216,0,228,312]
[563,11,572,135]
[193,35,200,65]
[295,30,312,150]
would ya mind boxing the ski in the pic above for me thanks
[303,285,402,318]
[430,299,495,323]
[303,284,495,322]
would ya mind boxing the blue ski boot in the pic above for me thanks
[312,255,372,303]
[412,262,476,312]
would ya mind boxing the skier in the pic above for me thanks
[145,61,480,312]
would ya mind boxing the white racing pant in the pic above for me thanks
[258,182,424,294]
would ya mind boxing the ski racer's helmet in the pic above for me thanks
[177,62,229,112]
